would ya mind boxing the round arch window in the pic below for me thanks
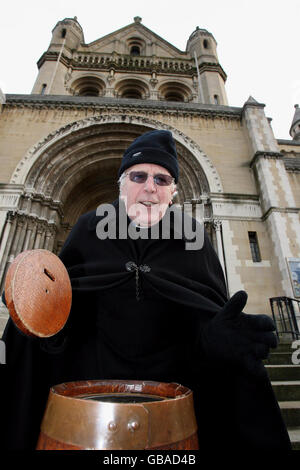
[158,81,192,103]
[71,76,105,97]
[130,46,140,56]
[115,78,149,100]
[79,87,100,97]
[122,89,142,99]
[165,92,184,102]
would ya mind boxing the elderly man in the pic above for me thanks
[1,130,291,451]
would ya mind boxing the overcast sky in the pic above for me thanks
[1,0,299,139]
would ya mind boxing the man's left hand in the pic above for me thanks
[200,291,277,378]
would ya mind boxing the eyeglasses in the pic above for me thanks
[126,171,174,186]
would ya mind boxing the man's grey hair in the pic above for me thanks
[118,172,127,189]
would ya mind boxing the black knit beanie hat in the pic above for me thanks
[118,130,179,183]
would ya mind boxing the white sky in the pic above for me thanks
[1,0,299,139]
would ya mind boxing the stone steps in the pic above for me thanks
[266,364,300,381]
[271,381,300,401]
[276,342,295,352]
[265,352,294,365]
[267,342,300,450]
[278,402,300,427]
[287,427,300,451]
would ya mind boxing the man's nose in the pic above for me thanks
[144,175,157,192]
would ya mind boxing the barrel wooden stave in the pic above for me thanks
[36,430,199,450]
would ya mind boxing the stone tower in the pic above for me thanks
[290,104,300,141]
[186,26,228,105]
[32,17,84,95]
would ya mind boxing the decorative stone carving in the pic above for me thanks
[1,116,223,290]
[10,114,223,194]
[64,68,73,86]
[213,219,222,231]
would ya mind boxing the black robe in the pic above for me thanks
[0,200,291,451]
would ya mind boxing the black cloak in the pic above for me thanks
[0,199,291,451]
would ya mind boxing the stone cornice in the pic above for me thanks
[210,192,259,202]
[0,183,24,191]
[277,139,300,147]
[6,210,59,231]
[37,51,70,69]
[5,94,242,119]
[284,157,300,172]
[241,98,265,118]
[198,62,227,81]
[38,50,196,76]
[262,206,300,221]
[249,150,283,168]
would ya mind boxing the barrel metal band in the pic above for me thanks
[40,386,197,449]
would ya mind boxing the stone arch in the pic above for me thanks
[158,79,194,102]
[10,115,223,193]
[126,36,146,56]
[70,75,106,96]
[0,115,224,289]
[114,77,150,99]
[0,114,222,288]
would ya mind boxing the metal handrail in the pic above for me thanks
[270,296,300,340]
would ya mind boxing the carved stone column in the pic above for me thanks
[213,219,226,276]
[44,224,57,251]
[0,196,62,294]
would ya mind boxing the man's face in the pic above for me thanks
[120,163,176,227]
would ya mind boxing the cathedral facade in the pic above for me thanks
[0,16,300,333]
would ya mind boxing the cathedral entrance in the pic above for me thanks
[0,116,222,293]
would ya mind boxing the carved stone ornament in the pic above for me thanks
[213,219,222,231]
[10,114,223,194]
[150,78,158,88]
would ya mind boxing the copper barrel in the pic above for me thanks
[36,380,199,450]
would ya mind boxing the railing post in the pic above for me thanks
[269,296,300,340]
[269,298,279,339]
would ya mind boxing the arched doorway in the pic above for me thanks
[0,115,224,291]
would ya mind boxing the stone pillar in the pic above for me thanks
[44,227,54,250]
[0,212,17,292]
[243,97,300,297]
[33,222,43,249]
[149,72,158,100]
[0,192,62,293]
[213,219,226,275]
[0,88,5,114]
[23,218,34,250]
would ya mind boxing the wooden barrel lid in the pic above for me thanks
[4,249,72,338]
